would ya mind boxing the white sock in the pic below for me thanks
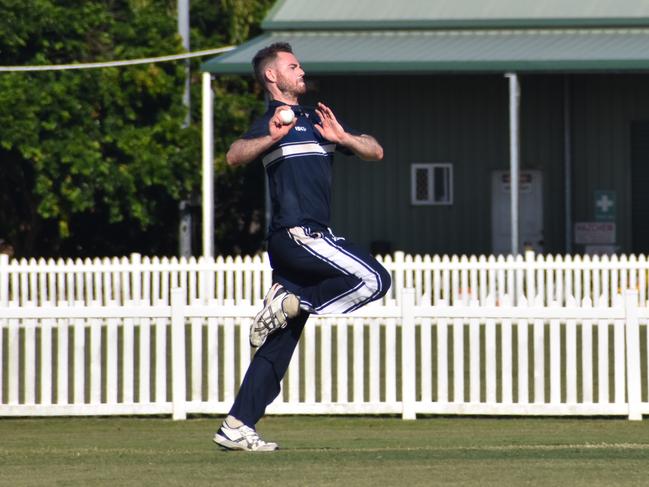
[224,415,244,428]
[282,293,300,318]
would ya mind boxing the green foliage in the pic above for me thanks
[190,0,275,255]
[0,0,273,257]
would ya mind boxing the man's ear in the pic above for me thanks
[264,65,277,84]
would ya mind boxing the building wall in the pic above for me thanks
[519,75,566,255]
[570,74,649,254]
[301,73,649,255]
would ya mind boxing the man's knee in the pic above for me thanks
[365,264,391,301]
[376,266,391,299]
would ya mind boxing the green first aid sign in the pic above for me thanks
[595,190,616,222]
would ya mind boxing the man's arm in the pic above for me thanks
[226,106,296,167]
[226,136,276,167]
[314,102,384,161]
[337,133,383,161]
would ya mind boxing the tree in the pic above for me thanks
[189,0,275,256]
[0,0,274,257]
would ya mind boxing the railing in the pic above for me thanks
[0,288,646,420]
[2,252,649,308]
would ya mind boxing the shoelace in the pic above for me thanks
[238,425,266,446]
[259,292,288,330]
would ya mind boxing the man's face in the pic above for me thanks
[268,51,306,97]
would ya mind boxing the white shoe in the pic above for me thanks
[213,422,278,451]
[249,283,299,348]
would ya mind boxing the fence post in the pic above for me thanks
[524,250,535,304]
[171,287,187,420]
[624,290,642,421]
[0,253,8,305]
[131,252,142,301]
[0,253,7,404]
[394,251,405,303]
[401,288,416,420]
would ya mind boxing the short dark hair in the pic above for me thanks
[252,42,294,88]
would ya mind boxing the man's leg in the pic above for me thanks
[214,311,308,451]
[269,227,392,314]
[248,227,390,351]
[226,311,309,425]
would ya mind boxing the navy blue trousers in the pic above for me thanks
[228,227,391,427]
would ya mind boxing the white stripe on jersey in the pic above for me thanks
[263,142,335,168]
[287,227,382,314]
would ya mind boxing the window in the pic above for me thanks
[411,163,453,205]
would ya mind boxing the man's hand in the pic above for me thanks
[314,102,347,145]
[226,106,296,166]
[269,105,296,142]
[315,102,383,161]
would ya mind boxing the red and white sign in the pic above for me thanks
[499,172,534,193]
[574,222,616,244]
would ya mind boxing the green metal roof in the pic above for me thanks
[264,0,649,29]
[202,28,649,74]
[202,0,649,74]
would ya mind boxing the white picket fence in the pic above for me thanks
[1,252,649,420]
[3,251,649,307]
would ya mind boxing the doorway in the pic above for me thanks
[631,122,649,254]
[491,170,544,255]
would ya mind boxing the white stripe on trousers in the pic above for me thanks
[288,227,382,314]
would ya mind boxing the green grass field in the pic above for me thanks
[1,416,649,486]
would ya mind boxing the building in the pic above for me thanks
[202,0,649,256]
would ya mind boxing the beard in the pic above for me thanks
[276,74,306,98]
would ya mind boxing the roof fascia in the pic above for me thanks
[205,59,649,75]
[262,18,649,30]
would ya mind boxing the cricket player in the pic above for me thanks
[214,42,391,451]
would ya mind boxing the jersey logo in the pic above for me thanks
[294,126,307,132]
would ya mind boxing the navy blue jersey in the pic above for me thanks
[243,100,360,234]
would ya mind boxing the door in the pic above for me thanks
[491,170,544,255]
[631,122,649,254]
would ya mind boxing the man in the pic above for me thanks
[213,42,391,451]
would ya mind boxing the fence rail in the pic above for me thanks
[1,287,646,420]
